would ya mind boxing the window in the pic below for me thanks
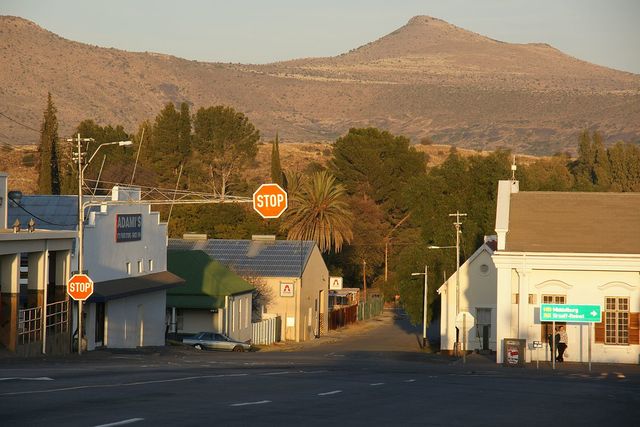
[541,294,566,341]
[148,259,153,272]
[605,297,629,345]
[126,262,131,275]
[138,260,143,273]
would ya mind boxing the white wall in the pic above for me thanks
[493,252,640,364]
[104,290,167,348]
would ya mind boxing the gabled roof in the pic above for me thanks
[168,238,316,278]
[506,192,640,254]
[88,271,185,303]
[167,250,254,309]
[437,239,496,294]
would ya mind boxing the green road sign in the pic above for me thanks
[541,304,601,323]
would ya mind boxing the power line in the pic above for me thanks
[0,111,40,133]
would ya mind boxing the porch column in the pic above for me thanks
[0,254,20,351]
[516,268,532,362]
[495,266,513,364]
[27,251,46,308]
[54,250,71,302]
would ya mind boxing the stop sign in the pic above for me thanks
[253,183,288,219]
[67,274,94,301]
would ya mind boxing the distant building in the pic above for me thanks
[493,180,640,364]
[167,250,254,343]
[169,235,329,342]
[437,237,497,354]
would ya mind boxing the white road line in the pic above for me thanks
[0,377,53,381]
[0,373,248,396]
[318,390,342,396]
[92,418,144,427]
[230,400,271,407]
[370,383,384,386]
[403,379,416,383]
[261,371,293,376]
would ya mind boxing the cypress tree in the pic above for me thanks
[37,93,61,194]
[270,132,283,186]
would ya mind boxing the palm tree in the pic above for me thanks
[281,170,353,253]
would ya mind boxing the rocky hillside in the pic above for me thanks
[1,15,639,154]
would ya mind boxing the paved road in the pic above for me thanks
[1,309,638,426]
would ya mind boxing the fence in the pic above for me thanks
[329,304,358,330]
[18,306,41,345]
[358,297,384,321]
[252,316,281,345]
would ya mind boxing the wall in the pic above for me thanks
[104,290,166,348]
[493,252,640,364]
[440,246,497,352]
[260,246,329,342]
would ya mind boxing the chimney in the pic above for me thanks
[183,233,207,241]
[251,235,276,241]
[0,172,8,229]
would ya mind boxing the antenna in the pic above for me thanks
[511,155,517,181]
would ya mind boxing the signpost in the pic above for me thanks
[67,274,94,355]
[455,311,475,364]
[253,184,288,219]
[541,304,601,372]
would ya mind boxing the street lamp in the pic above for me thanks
[69,134,133,354]
[411,265,428,349]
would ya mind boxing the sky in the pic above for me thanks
[3,0,640,74]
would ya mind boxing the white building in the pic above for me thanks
[437,237,497,354]
[9,186,184,351]
[492,180,640,364]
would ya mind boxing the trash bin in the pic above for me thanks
[503,338,526,367]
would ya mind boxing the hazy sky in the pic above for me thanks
[3,0,639,73]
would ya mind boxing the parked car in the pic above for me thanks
[183,332,252,352]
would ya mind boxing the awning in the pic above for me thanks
[87,271,185,303]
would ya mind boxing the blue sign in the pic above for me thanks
[115,214,142,242]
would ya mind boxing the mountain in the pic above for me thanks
[1,15,639,154]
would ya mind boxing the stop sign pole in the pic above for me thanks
[67,273,94,355]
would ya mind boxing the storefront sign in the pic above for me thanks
[280,282,294,297]
[115,214,142,242]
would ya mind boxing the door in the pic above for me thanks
[95,302,105,347]
[476,308,492,351]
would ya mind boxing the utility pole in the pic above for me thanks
[448,211,467,315]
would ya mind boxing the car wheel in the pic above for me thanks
[232,345,244,352]
[194,344,203,350]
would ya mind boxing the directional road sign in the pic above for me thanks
[540,304,601,323]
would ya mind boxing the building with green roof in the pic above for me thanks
[167,250,254,342]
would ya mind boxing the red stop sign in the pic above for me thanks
[67,274,94,301]
[253,183,288,219]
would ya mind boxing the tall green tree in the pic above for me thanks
[192,105,259,196]
[270,132,283,186]
[37,93,61,194]
[146,103,192,186]
[281,170,353,253]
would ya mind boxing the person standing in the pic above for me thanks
[556,325,568,362]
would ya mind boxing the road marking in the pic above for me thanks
[0,377,53,381]
[403,379,416,383]
[370,383,384,386]
[318,390,342,396]
[93,418,144,427]
[0,373,248,396]
[230,400,271,407]
[261,371,293,376]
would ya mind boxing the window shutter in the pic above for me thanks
[629,312,639,346]
[594,320,605,343]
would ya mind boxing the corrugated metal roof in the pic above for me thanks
[8,195,78,231]
[168,238,316,278]
[506,192,640,254]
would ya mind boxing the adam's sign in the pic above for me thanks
[115,214,142,242]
